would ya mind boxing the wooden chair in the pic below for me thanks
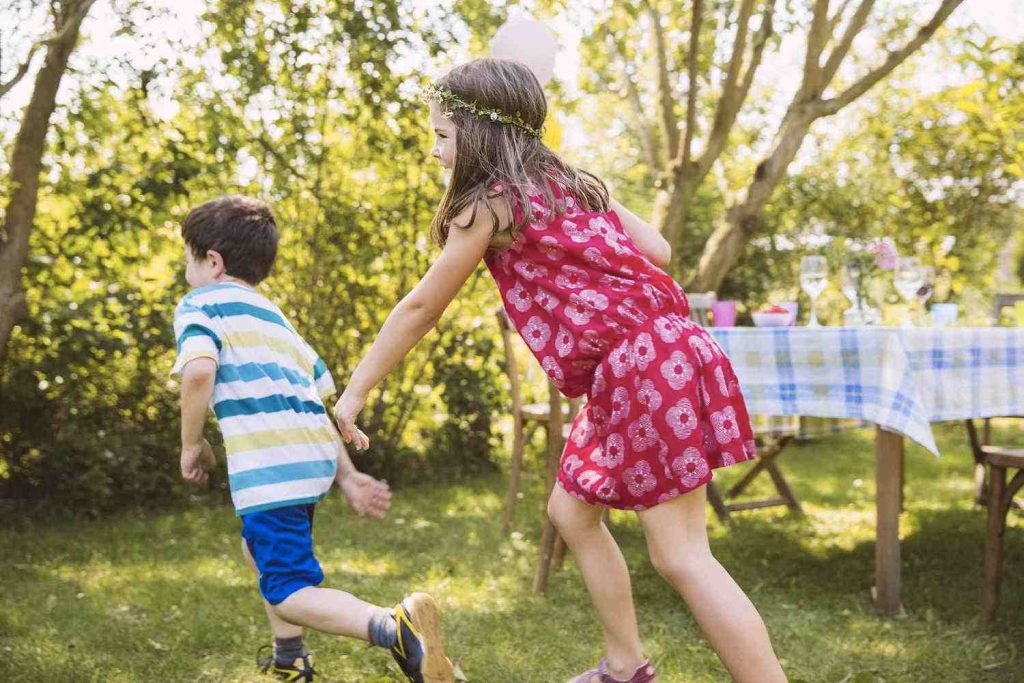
[495,309,585,593]
[994,292,1024,325]
[964,292,1024,505]
[497,309,577,534]
[687,293,802,522]
[966,418,1024,622]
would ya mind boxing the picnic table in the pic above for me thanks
[710,326,1024,615]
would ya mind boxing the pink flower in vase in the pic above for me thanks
[868,238,898,271]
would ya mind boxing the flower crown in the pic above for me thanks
[423,83,544,138]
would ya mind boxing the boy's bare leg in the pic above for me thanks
[241,539,303,639]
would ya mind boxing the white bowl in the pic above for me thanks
[752,312,791,327]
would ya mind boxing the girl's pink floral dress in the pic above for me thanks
[484,184,757,510]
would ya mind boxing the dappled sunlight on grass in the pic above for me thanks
[3,426,1024,681]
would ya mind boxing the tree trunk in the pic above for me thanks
[686,106,816,293]
[0,2,92,362]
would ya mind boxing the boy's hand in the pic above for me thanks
[340,471,391,519]
[181,439,215,487]
[334,389,371,451]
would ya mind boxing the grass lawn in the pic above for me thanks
[1,421,1022,682]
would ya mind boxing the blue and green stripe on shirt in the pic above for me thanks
[172,282,339,516]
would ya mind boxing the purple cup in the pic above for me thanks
[777,301,799,326]
[711,301,737,327]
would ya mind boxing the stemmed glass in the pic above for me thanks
[840,261,863,326]
[916,265,935,326]
[894,257,924,327]
[800,255,828,327]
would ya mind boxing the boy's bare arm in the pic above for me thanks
[179,358,217,486]
[333,436,391,518]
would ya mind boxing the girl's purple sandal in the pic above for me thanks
[568,659,658,683]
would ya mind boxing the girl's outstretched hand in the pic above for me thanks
[334,389,371,451]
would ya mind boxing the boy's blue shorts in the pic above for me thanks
[241,503,324,605]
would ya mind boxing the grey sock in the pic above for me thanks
[274,635,306,666]
[368,607,398,649]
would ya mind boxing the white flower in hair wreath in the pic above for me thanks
[423,83,545,138]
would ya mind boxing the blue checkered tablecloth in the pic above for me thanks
[709,327,1024,455]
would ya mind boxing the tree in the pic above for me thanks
[0,0,97,360]
[579,0,965,291]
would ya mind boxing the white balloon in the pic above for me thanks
[490,18,558,85]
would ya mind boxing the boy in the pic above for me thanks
[172,195,456,683]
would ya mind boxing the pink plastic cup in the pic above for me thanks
[711,301,737,327]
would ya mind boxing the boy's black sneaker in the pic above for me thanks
[257,644,317,682]
[390,592,455,683]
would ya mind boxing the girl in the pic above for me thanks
[335,58,786,683]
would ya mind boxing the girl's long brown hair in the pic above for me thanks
[429,58,609,245]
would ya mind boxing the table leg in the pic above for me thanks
[875,426,905,616]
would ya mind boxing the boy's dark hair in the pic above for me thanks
[182,195,279,284]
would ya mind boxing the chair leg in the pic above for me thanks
[766,460,803,514]
[983,464,1007,623]
[502,417,526,535]
[533,517,559,594]
[706,482,730,522]
[552,534,568,571]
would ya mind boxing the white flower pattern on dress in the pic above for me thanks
[583,247,611,269]
[561,218,599,243]
[572,414,594,447]
[594,434,625,468]
[623,460,657,498]
[513,259,548,282]
[563,454,584,477]
[653,316,682,343]
[616,298,647,325]
[600,274,632,293]
[555,265,589,290]
[636,379,663,412]
[660,350,695,390]
[711,406,741,445]
[555,325,574,358]
[591,363,608,396]
[506,281,533,312]
[627,414,659,452]
[589,406,610,436]
[522,316,551,351]
[542,356,564,386]
[577,289,609,311]
[565,298,595,326]
[666,398,698,440]
[671,448,709,488]
[714,366,730,397]
[595,477,619,502]
[577,469,602,491]
[632,333,656,371]
[533,287,559,312]
[609,341,635,379]
[688,335,714,364]
[609,387,631,426]
[537,235,565,261]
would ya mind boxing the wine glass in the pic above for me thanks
[800,255,828,327]
[916,265,935,325]
[894,257,923,327]
[840,261,863,326]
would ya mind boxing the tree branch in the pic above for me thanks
[643,0,680,161]
[800,0,832,97]
[608,36,661,171]
[697,0,775,180]
[679,0,704,170]
[817,0,965,115]
[0,0,97,99]
[819,0,876,87]
[827,0,855,35]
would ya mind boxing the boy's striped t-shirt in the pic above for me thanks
[171,282,340,516]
